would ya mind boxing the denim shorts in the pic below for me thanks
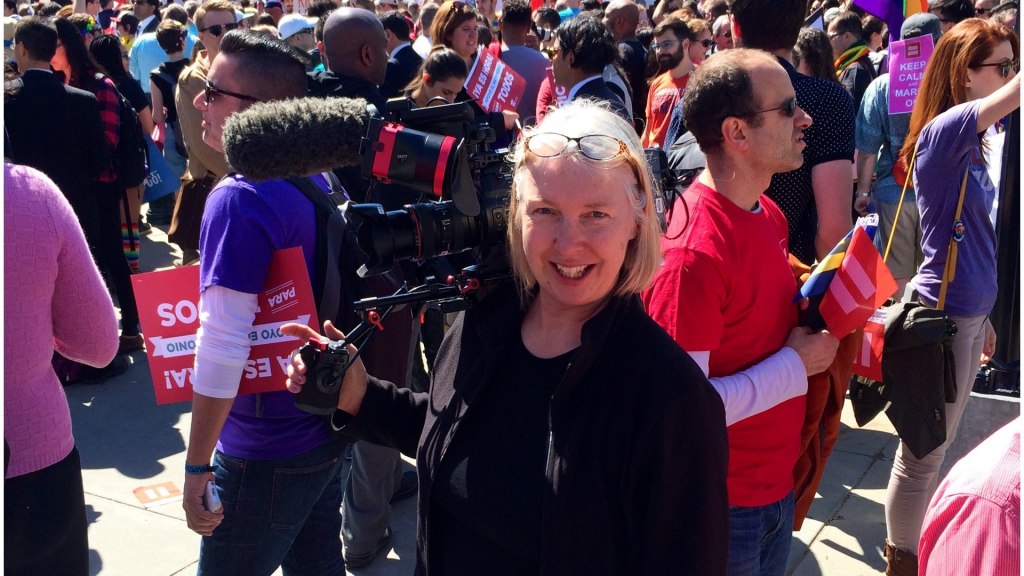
[198,437,348,576]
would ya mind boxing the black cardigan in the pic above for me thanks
[341,284,729,575]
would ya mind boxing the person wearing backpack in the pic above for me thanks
[52,16,143,360]
[150,19,189,180]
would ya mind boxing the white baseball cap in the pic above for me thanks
[277,14,316,40]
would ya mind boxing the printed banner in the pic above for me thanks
[131,247,318,404]
[888,35,934,115]
[465,51,528,113]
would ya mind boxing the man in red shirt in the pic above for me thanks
[642,48,839,576]
[640,17,694,148]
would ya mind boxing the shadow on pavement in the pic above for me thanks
[67,353,190,479]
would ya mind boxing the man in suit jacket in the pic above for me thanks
[134,0,160,35]
[550,14,630,120]
[5,17,111,232]
[379,10,423,98]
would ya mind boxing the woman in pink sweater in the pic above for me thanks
[4,163,120,575]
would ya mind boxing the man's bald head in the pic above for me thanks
[323,6,389,83]
[602,0,638,41]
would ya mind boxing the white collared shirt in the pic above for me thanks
[389,41,411,59]
[566,74,603,101]
[136,14,156,36]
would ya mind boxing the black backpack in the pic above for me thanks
[97,74,149,189]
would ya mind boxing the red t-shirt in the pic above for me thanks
[641,71,689,148]
[642,182,803,507]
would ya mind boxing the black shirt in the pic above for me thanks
[114,75,149,115]
[765,57,855,265]
[150,58,188,124]
[431,337,574,575]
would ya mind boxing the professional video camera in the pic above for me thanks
[351,99,513,284]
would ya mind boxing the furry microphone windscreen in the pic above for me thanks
[223,96,370,182]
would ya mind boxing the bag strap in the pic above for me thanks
[883,144,917,263]
[936,168,970,311]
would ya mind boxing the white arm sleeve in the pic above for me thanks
[192,285,260,399]
[690,348,808,426]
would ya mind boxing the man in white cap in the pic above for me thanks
[278,13,316,54]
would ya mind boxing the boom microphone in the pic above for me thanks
[222,96,371,182]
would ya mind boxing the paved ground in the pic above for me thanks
[63,221,1017,575]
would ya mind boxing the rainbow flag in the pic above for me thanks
[853,0,929,39]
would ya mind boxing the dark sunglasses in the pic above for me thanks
[737,96,799,119]
[700,38,713,48]
[199,22,240,37]
[976,7,989,14]
[204,79,262,104]
[977,58,1020,79]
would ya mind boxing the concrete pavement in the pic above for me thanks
[62,222,1013,575]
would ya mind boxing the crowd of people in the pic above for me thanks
[3,0,1019,574]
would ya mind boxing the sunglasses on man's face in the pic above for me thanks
[737,96,800,119]
[977,58,1020,79]
[200,22,239,37]
[204,79,262,104]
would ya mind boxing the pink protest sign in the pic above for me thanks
[888,35,934,115]
[131,248,318,404]
[465,51,528,113]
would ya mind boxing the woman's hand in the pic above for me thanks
[980,317,997,365]
[501,109,520,131]
[281,320,369,414]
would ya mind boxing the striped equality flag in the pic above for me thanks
[853,0,929,41]
[797,215,878,303]
[818,226,898,339]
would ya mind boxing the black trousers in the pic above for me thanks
[89,181,140,335]
[5,447,89,576]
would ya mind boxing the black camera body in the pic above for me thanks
[353,99,512,280]
[294,339,351,415]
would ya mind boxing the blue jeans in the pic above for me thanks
[198,437,349,576]
[727,492,794,576]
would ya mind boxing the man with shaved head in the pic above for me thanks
[308,6,389,203]
[308,6,389,110]
[602,0,647,129]
[307,8,420,569]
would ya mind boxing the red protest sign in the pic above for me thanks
[131,247,318,404]
[465,51,528,113]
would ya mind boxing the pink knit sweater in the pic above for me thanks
[4,164,119,479]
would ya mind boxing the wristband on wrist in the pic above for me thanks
[185,463,216,475]
[856,191,871,198]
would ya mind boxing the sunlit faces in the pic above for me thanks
[653,30,685,70]
[198,9,237,53]
[448,18,478,59]
[689,30,711,65]
[192,54,251,153]
[967,41,1017,101]
[743,61,813,174]
[516,156,639,319]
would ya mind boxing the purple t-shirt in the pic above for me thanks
[911,101,997,317]
[199,173,329,460]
